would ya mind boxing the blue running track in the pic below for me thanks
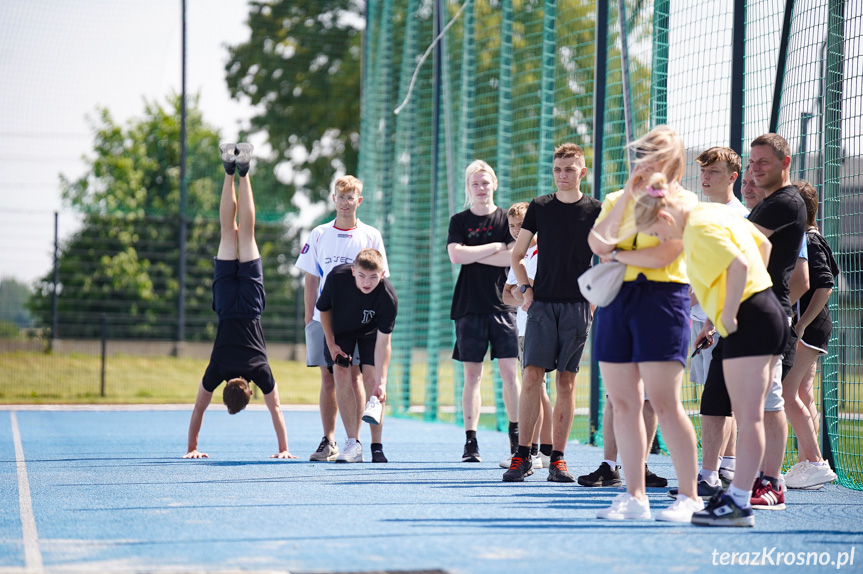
[1,406,861,573]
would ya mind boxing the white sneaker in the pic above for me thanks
[532,454,543,469]
[596,493,652,520]
[335,438,363,463]
[785,461,806,479]
[655,494,704,523]
[539,452,551,468]
[786,461,837,489]
[499,456,513,469]
[362,396,383,425]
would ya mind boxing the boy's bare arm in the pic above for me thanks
[303,273,320,325]
[372,331,392,402]
[264,383,297,459]
[184,383,213,458]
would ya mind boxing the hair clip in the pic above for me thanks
[646,186,666,198]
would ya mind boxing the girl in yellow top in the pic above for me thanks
[634,172,788,528]
[588,125,701,523]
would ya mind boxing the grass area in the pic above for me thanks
[0,351,321,405]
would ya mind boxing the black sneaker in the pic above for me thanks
[235,142,254,176]
[668,479,722,500]
[502,455,533,482]
[645,464,668,487]
[692,492,754,527]
[219,143,237,175]
[578,462,623,487]
[547,459,576,482]
[371,447,388,463]
[461,438,481,462]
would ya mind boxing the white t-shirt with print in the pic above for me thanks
[506,244,538,336]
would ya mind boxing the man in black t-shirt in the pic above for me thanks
[184,143,296,460]
[504,142,602,483]
[317,248,398,463]
[447,160,520,464]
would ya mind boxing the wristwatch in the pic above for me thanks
[611,249,619,262]
[520,284,532,294]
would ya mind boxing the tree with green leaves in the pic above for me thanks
[226,0,365,205]
[28,95,298,342]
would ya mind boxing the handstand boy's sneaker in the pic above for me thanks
[220,143,237,175]
[645,464,668,487]
[547,459,576,482]
[502,456,534,482]
[750,479,786,510]
[461,439,481,462]
[785,461,837,489]
[667,480,721,500]
[596,493,652,520]
[692,493,754,527]
[362,396,383,425]
[655,495,703,522]
[335,438,363,463]
[309,437,339,461]
[578,462,622,487]
[235,142,254,176]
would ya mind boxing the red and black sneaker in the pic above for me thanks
[751,479,786,510]
[547,459,576,483]
[502,455,534,482]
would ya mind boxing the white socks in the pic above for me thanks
[727,484,751,509]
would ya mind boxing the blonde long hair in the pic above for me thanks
[464,160,498,208]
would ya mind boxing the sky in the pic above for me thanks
[0,0,259,284]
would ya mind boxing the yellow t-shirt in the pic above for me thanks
[594,188,698,283]
[683,203,773,337]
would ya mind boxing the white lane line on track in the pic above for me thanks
[10,412,43,572]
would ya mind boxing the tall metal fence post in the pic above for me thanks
[821,0,845,474]
[589,0,609,446]
[177,0,188,349]
[730,0,746,199]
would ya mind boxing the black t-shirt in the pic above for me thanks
[747,185,806,315]
[316,264,398,338]
[798,228,839,315]
[521,192,602,302]
[447,207,512,319]
[202,258,273,393]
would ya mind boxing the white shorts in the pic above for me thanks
[304,320,359,368]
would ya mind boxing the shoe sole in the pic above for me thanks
[361,415,381,425]
[692,516,755,527]
[596,513,652,520]
[461,455,481,462]
[502,469,534,482]
[309,453,339,462]
[548,474,576,483]
[578,478,623,487]
[334,458,363,463]
[787,478,836,489]
[752,503,786,510]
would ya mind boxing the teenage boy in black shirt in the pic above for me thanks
[184,143,296,460]
[504,142,602,483]
[317,248,398,463]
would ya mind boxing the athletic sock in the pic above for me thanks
[539,444,552,457]
[762,475,780,490]
[698,469,721,486]
[508,422,519,453]
[371,443,383,452]
[530,443,539,456]
[603,459,618,468]
[728,484,751,509]
[812,460,828,467]
[515,445,531,459]
[720,456,736,472]
[465,430,477,442]
[550,450,565,463]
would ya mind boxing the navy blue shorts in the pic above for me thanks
[453,312,519,363]
[594,275,690,365]
[212,258,266,320]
